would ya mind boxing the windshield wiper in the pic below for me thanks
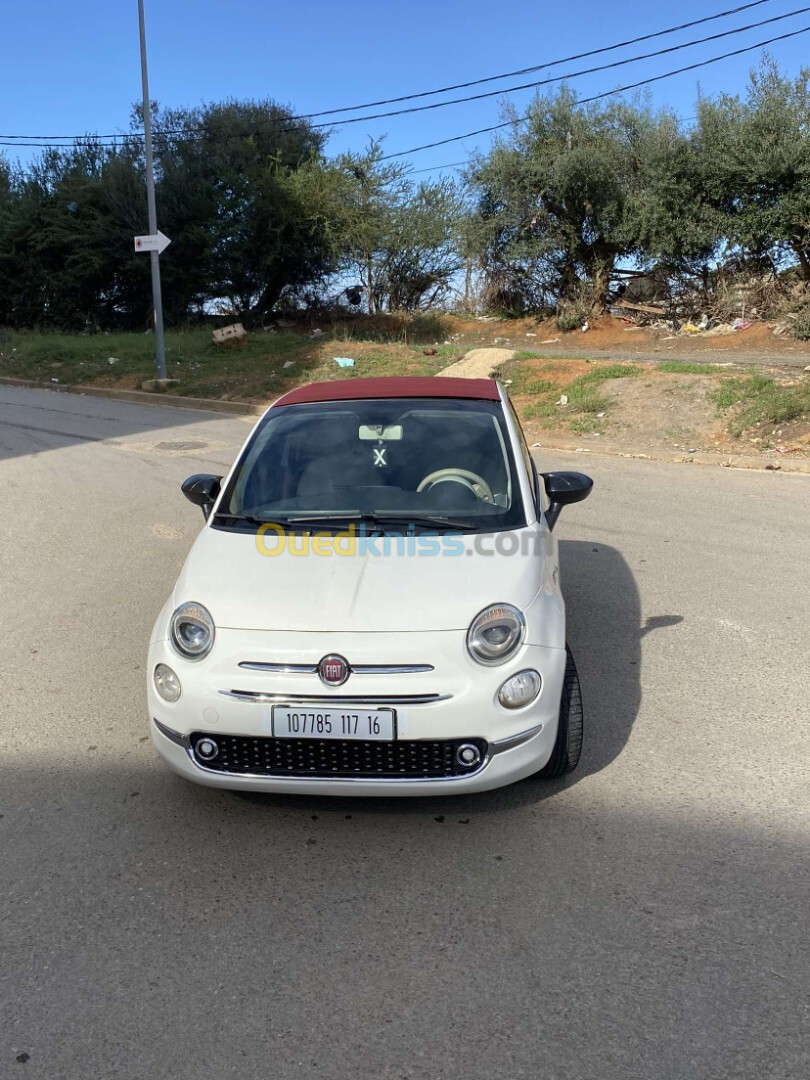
[256,513,390,535]
[212,512,270,526]
[354,513,478,532]
[218,512,478,532]
[278,513,368,527]
[273,513,478,532]
[280,513,360,523]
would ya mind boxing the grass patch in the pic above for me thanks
[712,373,770,410]
[0,328,304,395]
[711,373,810,436]
[332,312,454,345]
[571,416,604,434]
[566,385,611,413]
[571,363,639,385]
[0,328,456,401]
[500,358,563,394]
[554,363,636,417]
[505,358,636,431]
[656,361,718,375]
[520,378,557,395]
[524,399,558,420]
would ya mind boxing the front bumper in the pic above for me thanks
[147,629,566,796]
[151,718,558,796]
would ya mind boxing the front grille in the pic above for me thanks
[189,733,488,779]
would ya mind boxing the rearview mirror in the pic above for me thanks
[358,424,403,441]
[541,471,593,530]
[182,474,222,519]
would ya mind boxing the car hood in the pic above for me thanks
[173,525,547,633]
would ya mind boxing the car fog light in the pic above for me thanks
[196,738,219,761]
[154,664,181,703]
[456,743,482,768]
[497,670,541,709]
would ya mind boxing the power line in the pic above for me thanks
[0,20,788,163]
[308,4,810,130]
[294,0,774,118]
[378,22,810,160]
[409,161,468,174]
[0,0,783,144]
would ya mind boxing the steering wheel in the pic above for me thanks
[417,468,494,503]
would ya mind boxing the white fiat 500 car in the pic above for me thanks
[148,377,593,795]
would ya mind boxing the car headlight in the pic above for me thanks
[466,603,525,666]
[154,663,182,702]
[170,602,215,660]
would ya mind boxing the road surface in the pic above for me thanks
[1,386,808,1080]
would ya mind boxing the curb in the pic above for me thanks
[0,376,268,416]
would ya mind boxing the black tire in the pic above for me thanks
[537,645,584,778]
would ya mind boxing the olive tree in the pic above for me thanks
[697,58,810,277]
[466,88,718,312]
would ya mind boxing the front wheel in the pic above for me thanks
[537,646,583,778]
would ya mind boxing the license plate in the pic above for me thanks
[271,706,396,741]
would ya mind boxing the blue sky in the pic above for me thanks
[2,0,809,177]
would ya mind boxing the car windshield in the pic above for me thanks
[218,397,526,532]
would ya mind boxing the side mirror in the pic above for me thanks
[182,474,222,520]
[541,471,593,530]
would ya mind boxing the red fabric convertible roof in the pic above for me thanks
[274,376,500,407]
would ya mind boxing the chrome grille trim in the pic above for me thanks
[218,690,452,705]
[351,664,434,674]
[238,662,434,675]
[238,662,319,673]
[489,723,544,755]
[152,717,191,749]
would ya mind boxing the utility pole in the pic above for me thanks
[137,0,167,381]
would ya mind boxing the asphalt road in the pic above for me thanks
[1,386,808,1080]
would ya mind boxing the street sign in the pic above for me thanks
[134,230,171,255]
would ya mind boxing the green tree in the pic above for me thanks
[631,112,721,275]
[466,88,717,311]
[0,99,338,329]
[151,99,332,321]
[378,177,464,310]
[697,58,810,278]
[0,138,152,330]
[320,144,412,314]
[299,143,464,313]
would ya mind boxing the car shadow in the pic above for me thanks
[233,539,682,818]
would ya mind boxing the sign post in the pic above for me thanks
[137,0,167,381]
